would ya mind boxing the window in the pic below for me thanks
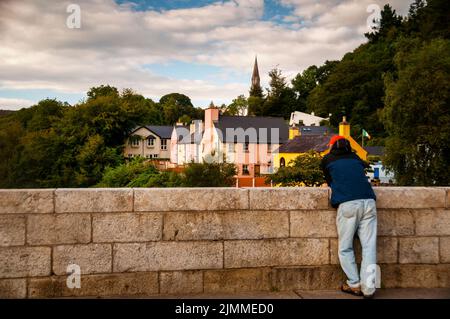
[267,143,272,153]
[242,165,250,175]
[147,136,155,147]
[128,154,133,158]
[228,143,235,153]
[244,142,249,152]
[161,139,168,150]
[280,157,286,167]
[130,136,140,147]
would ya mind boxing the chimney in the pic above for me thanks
[205,102,219,130]
[339,116,350,137]
[289,126,299,140]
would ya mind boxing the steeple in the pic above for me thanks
[250,56,263,98]
[251,56,260,88]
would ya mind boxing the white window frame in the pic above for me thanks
[161,139,168,150]
[147,137,155,147]
[131,137,140,147]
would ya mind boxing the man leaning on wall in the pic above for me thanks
[321,135,378,298]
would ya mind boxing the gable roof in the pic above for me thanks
[214,115,289,143]
[136,125,173,139]
[277,135,333,153]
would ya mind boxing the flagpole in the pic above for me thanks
[362,130,364,148]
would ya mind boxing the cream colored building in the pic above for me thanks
[124,125,173,159]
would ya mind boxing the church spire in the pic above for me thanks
[250,56,263,98]
[251,56,260,88]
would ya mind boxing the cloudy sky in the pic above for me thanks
[0,0,413,110]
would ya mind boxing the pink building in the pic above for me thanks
[171,106,289,177]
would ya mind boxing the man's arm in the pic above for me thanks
[320,157,332,186]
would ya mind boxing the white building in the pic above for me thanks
[289,111,330,127]
[364,146,395,184]
[124,125,173,159]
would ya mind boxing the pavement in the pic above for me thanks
[148,289,450,299]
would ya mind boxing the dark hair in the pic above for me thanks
[331,138,352,153]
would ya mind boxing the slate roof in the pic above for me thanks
[364,146,385,156]
[277,135,334,153]
[214,115,289,144]
[299,126,333,136]
[144,125,173,139]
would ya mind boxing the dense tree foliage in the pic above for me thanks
[97,158,236,187]
[159,93,203,124]
[382,38,450,185]
[182,162,237,187]
[269,151,325,187]
[97,157,183,187]
[0,88,203,188]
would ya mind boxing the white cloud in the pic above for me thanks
[0,0,414,107]
[0,98,36,110]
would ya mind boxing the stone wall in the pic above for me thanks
[0,187,449,298]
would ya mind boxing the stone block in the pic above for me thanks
[271,265,345,291]
[378,209,415,236]
[414,209,450,236]
[0,215,25,246]
[163,211,289,241]
[134,188,249,211]
[0,279,27,298]
[290,210,337,237]
[28,272,158,298]
[0,189,54,214]
[93,213,162,242]
[55,188,133,213]
[374,187,445,209]
[248,188,329,210]
[113,241,223,272]
[27,214,90,245]
[160,271,203,294]
[53,244,112,275]
[440,237,450,263]
[399,237,439,264]
[224,239,329,268]
[0,247,51,278]
[381,264,450,288]
[204,268,271,293]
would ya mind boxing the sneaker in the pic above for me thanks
[341,283,363,297]
[363,292,375,299]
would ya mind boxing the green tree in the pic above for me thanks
[382,38,450,185]
[159,93,202,125]
[182,162,237,187]
[365,4,403,42]
[87,85,119,101]
[262,68,297,119]
[268,151,325,186]
[222,95,248,116]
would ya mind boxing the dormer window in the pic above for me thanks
[130,135,140,147]
[147,136,155,147]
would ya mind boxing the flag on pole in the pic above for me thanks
[362,129,371,140]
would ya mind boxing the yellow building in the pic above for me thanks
[273,117,367,170]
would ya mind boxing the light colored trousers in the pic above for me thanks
[337,198,377,295]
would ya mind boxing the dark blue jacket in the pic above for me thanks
[321,144,376,208]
